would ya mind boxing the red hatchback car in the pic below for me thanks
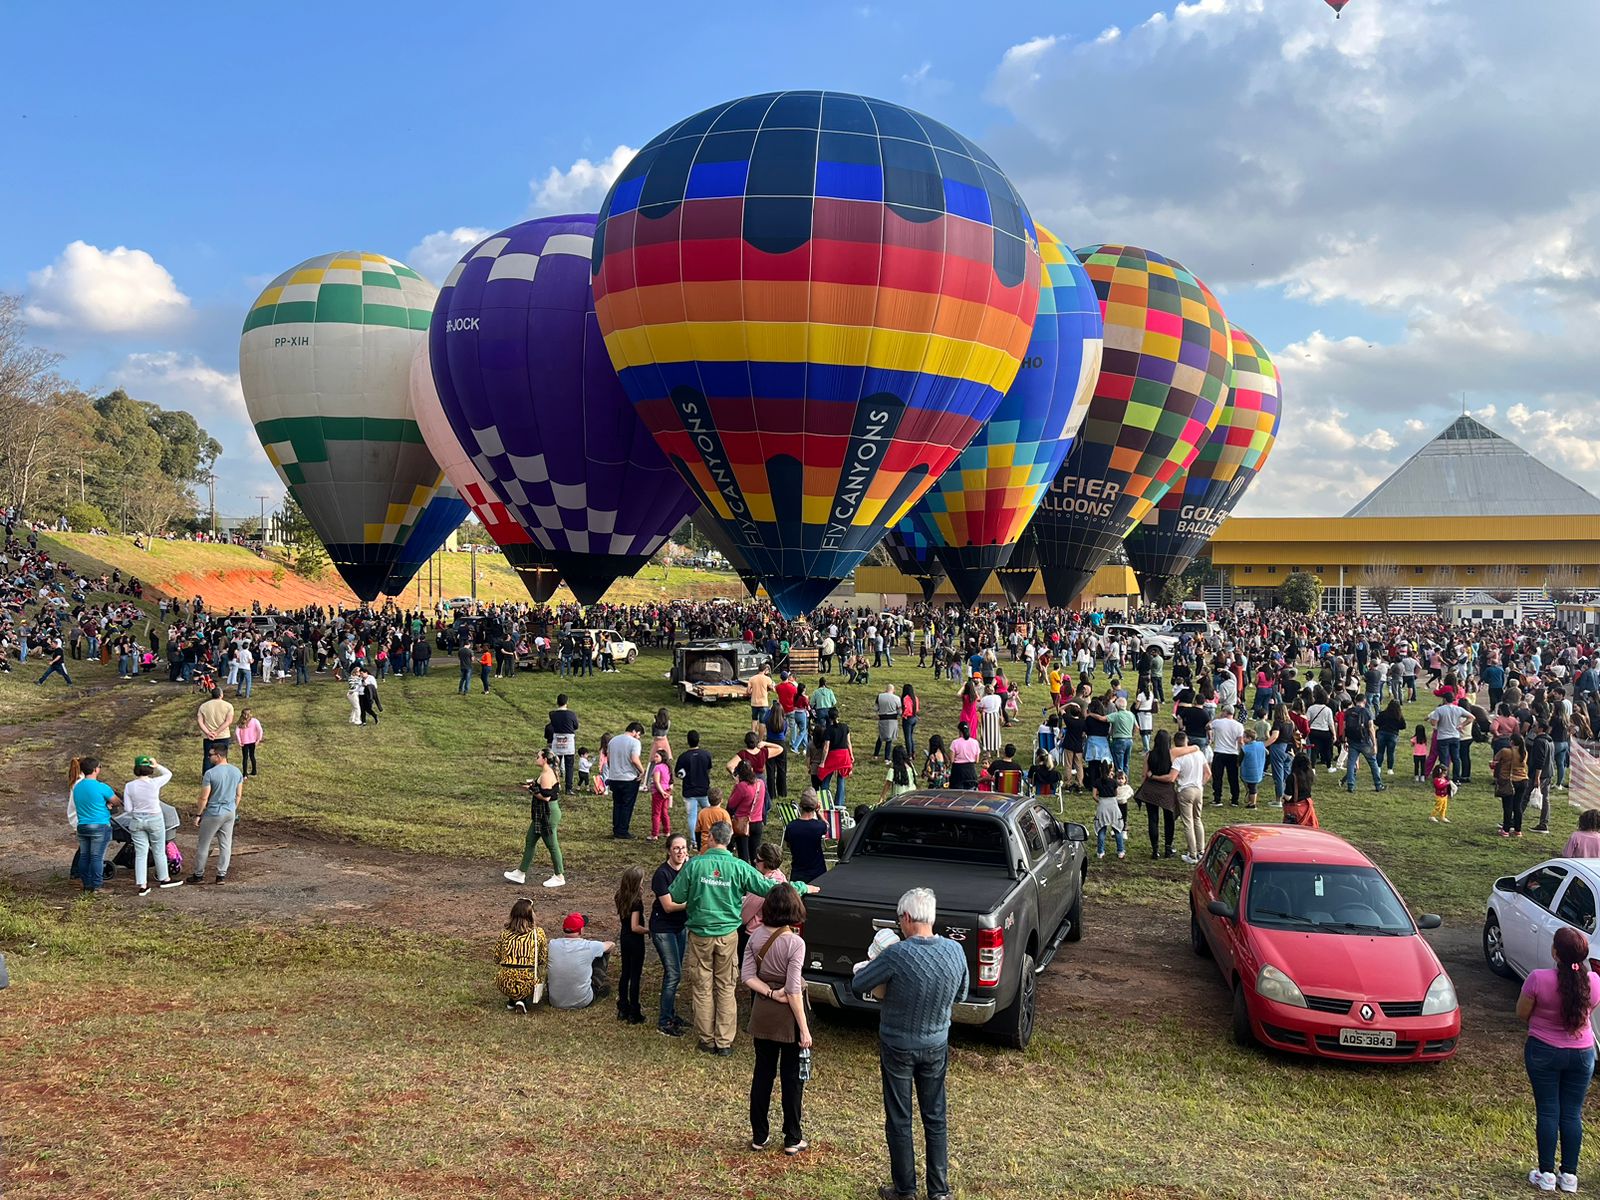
[1189,825,1460,1062]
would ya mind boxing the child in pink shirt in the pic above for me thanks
[649,749,673,839]
[236,709,263,777]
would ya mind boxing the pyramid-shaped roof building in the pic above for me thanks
[1343,415,1600,518]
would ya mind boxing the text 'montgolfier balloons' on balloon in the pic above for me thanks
[1027,244,1232,607]
[430,216,699,606]
[1124,324,1282,590]
[910,223,1103,606]
[240,252,449,601]
[591,90,1042,617]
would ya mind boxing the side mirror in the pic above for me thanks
[1064,821,1089,843]
[1417,914,1443,930]
[1207,900,1237,921]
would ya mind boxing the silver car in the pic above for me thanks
[1484,857,1600,981]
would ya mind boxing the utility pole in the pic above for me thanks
[471,541,478,600]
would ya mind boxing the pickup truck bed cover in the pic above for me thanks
[813,855,1016,915]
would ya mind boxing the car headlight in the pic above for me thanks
[1421,973,1458,1015]
[1256,964,1307,1008]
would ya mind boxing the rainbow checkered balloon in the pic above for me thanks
[591,90,1041,617]
[905,224,1103,606]
[1124,325,1282,589]
[1027,244,1232,606]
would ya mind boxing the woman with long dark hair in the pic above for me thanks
[1495,732,1531,837]
[1134,730,1179,860]
[1282,752,1319,828]
[1517,926,1600,1192]
[949,721,980,790]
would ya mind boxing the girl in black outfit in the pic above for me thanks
[614,865,647,1024]
[1136,730,1180,859]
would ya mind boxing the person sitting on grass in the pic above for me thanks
[495,897,549,1013]
[547,913,614,1010]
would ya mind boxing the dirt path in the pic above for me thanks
[2,682,1521,1045]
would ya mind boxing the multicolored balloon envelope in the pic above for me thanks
[429,216,699,606]
[379,486,469,598]
[240,252,452,601]
[884,514,948,603]
[1027,245,1233,607]
[908,224,1103,606]
[591,90,1042,617]
[1124,325,1282,592]
[993,525,1039,606]
[691,509,760,598]
[410,341,561,603]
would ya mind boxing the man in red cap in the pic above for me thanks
[547,913,614,1010]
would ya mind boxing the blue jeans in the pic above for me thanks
[36,661,71,685]
[296,663,309,684]
[76,823,111,891]
[1024,660,1033,685]
[880,1043,950,1197]
[1110,737,1133,777]
[791,712,809,753]
[902,717,918,756]
[238,670,252,697]
[1438,739,1465,781]
[826,771,847,809]
[1345,747,1383,791]
[1525,1036,1596,1175]
[684,796,707,842]
[652,929,687,1027]
[1269,743,1292,799]
[1555,742,1571,788]
[458,667,470,694]
[1376,729,1398,770]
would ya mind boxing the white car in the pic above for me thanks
[1484,857,1599,982]
[1105,623,1177,655]
[578,628,638,664]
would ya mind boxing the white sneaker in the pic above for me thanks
[1558,1173,1578,1194]
[1327,766,1338,774]
[1096,851,1105,859]
[1530,1169,1557,1192]
[503,869,527,884]
[542,874,566,888]
[1388,768,1394,775]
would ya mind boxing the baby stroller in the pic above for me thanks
[100,801,184,880]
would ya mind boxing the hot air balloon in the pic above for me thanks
[905,224,1103,606]
[883,514,948,603]
[410,342,562,603]
[1123,326,1283,596]
[1326,0,1351,16]
[240,252,450,601]
[591,90,1042,618]
[429,216,699,606]
[1027,245,1233,607]
[993,525,1039,606]
[691,509,760,598]
[379,487,469,597]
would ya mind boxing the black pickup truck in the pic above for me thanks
[801,791,1089,1050]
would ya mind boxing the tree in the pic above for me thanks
[279,497,327,578]
[1545,564,1583,604]
[1359,560,1401,614]
[61,501,110,532]
[148,407,222,483]
[1277,571,1323,614]
[456,518,494,547]
[1158,575,1193,606]
[1485,563,1519,605]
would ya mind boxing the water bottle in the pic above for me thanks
[797,1047,812,1081]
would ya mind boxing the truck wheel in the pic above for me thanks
[626,649,638,664]
[1231,982,1255,1048]
[1190,900,1212,958]
[995,952,1037,1050]
[1063,888,1083,943]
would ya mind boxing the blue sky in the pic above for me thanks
[3,0,1594,518]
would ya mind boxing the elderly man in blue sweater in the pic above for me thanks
[851,886,969,1200]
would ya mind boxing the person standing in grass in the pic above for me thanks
[70,756,119,894]
[495,897,548,1012]
[122,755,183,896]
[650,835,691,1036]
[1495,733,1531,839]
[614,865,648,1025]
[851,886,967,1200]
[1517,925,1600,1194]
[783,791,829,884]
[743,883,813,1156]
[660,820,814,1057]
[196,686,234,779]
[549,695,579,794]
[648,748,674,840]
[606,721,645,839]
[189,744,243,885]
[235,710,262,777]
[504,749,565,889]
[457,640,472,695]
[1429,761,1455,824]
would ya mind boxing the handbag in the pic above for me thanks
[748,929,801,1042]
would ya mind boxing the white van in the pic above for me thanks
[1180,600,1208,620]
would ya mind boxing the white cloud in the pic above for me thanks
[405,227,492,284]
[985,1,1600,504]
[25,240,190,333]
[531,145,636,215]
[107,351,248,424]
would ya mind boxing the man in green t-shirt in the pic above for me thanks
[662,820,815,1054]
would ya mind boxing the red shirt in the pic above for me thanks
[775,678,798,714]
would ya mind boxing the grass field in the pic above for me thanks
[3,646,1581,1198]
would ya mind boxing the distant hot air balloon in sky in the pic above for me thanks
[240,251,449,602]
[429,216,699,606]
[1026,244,1233,607]
[591,89,1042,617]
[410,341,561,603]
[884,514,948,603]
[1123,325,1283,593]
[906,223,1103,606]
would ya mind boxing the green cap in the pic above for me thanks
[134,755,154,769]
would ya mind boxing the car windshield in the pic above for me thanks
[1246,863,1415,935]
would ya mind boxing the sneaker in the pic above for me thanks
[1117,850,1126,860]
[213,875,225,884]
[503,869,527,884]
[783,1139,808,1155]
[658,1023,684,1037]
[542,874,565,888]
[750,1136,770,1151]
[514,1000,527,1013]
[1534,826,1552,834]
[1499,830,1511,838]
[159,878,184,888]
[137,886,152,897]
[187,874,205,885]
[1429,816,1439,823]
[1327,766,1338,774]
[506,1000,518,1010]
[1096,851,1105,860]
[1530,1169,1557,1192]
[1181,853,1199,864]
[1558,1172,1578,1193]
[1441,817,1451,823]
